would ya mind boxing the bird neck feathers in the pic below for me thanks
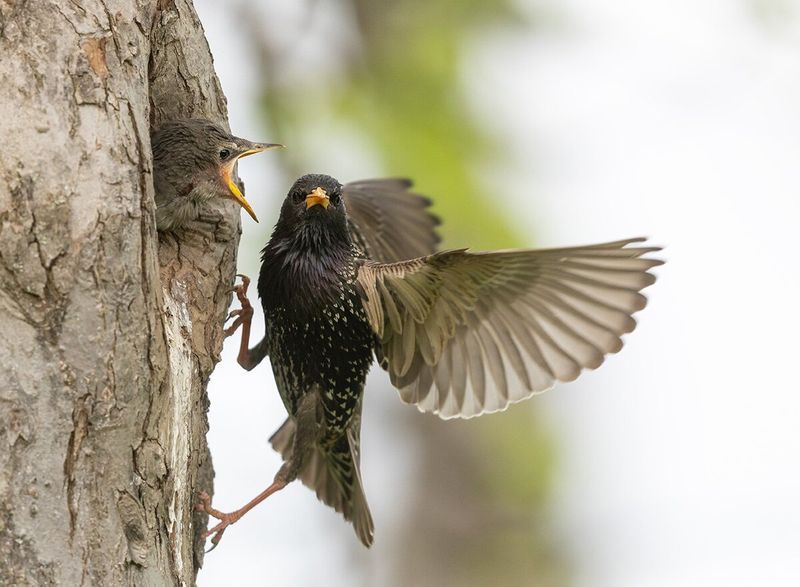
[258,221,355,312]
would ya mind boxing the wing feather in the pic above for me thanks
[343,178,440,263]
[358,238,662,418]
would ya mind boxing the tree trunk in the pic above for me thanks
[0,1,237,584]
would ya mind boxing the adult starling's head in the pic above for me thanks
[152,119,282,223]
[272,174,351,248]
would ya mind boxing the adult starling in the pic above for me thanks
[151,118,281,232]
[198,173,661,548]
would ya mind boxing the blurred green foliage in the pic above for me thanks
[335,0,523,249]
[258,0,528,250]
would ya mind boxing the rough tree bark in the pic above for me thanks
[0,1,239,584]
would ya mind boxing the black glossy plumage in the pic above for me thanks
[244,174,441,546]
[198,174,439,548]
[258,175,376,433]
[257,174,379,545]
[242,173,659,549]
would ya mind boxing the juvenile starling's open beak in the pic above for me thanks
[223,170,259,222]
[305,187,330,210]
[220,143,282,223]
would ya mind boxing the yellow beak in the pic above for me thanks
[223,169,259,222]
[219,143,282,223]
[305,187,330,209]
[238,143,283,158]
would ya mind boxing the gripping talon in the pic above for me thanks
[235,273,250,289]
[195,478,288,551]
[224,274,253,338]
[205,528,225,552]
[223,318,244,338]
[196,491,241,550]
[202,514,241,549]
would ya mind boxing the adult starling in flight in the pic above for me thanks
[151,118,281,232]
[198,173,661,548]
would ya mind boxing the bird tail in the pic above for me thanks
[270,416,374,547]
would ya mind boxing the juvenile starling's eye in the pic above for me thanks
[219,148,231,160]
[330,192,341,205]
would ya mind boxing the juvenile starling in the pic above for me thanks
[198,173,662,548]
[151,119,281,232]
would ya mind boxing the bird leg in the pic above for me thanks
[197,390,321,550]
[197,481,287,551]
[224,274,269,370]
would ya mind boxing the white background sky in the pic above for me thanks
[195,1,800,585]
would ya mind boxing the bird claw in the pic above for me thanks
[230,274,251,298]
[196,491,215,514]
[224,274,253,338]
[222,319,243,338]
[205,528,226,553]
[228,276,252,308]
[196,491,241,551]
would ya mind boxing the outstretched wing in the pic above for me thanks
[343,178,440,263]
[357,238,662,419]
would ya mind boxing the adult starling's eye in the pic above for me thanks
[219,148,231,160]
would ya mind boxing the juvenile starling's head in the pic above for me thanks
[271,174,351,249]
[152,119,282,223]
